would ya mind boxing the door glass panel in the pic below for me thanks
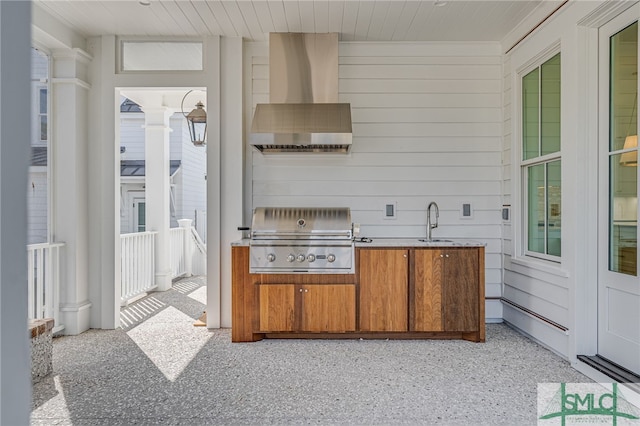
[528,164,545,253]
[523,68,540,160]
[137,202,146,233]
[609,22,638,275]
[547,161,561,256]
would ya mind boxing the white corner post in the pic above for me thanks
[178,218,193,276]
[51,48,93,335]
[143,107,174,291]
[0,1,31,423]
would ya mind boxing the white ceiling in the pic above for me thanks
[34,0,552,43]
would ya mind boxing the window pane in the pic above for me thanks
[547,161,561,256]
[40,116,47,141]
[121,41,203,71]
[39,89,47,114]
[528,164,545,253]
[610,22,638,152]
[523,68,540,160]
[541,54,561,155]
[610,154,637,275]
[609,22,638,275]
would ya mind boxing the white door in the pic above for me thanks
[598,6,640,375]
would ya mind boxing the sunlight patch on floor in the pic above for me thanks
[120,296,166,329]
[187,286,206,305]
[126,306,211,381]
[32,375,71,421]
[173,279,202,294]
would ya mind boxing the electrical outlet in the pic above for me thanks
[383,202,397,220]
[460,203,473,219]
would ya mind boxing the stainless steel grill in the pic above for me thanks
[249,207,354,274]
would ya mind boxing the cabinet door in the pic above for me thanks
[412,249,444,331]
[301,285,356,332]
[359,249,408,331]
[443,249,479,332]
[259,284,296,332]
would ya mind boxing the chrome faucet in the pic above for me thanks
[426,201,439,241]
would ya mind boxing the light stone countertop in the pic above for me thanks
[231,238,485,247]
[353,237,485,248]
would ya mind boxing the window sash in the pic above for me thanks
[521,52,561,261]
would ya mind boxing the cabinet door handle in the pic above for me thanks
[299,288,303,292]
[403,254,407,258]
[440,254,444,258]
[445,254,449,258]
[304,289,308,293]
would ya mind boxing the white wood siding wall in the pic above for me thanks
[27,169,48,244]
[246,41,503,319]
[175,124,207,235]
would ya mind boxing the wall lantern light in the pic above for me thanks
[181,90,207,147]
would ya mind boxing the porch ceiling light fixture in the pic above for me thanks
[621,93,637,167]
[181,90,207,147]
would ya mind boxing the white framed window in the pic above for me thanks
[118,40,204,72]
[521,52,561,261]
[38,87,47,142]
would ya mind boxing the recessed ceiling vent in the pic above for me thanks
[250,33,352,154]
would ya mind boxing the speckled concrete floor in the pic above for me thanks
[31,276,590,425]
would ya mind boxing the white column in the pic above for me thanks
[51,48,93,335]
[0,1,31,423]
[178,219,193,276]
[143,107,173,291]
[87,35,119,331]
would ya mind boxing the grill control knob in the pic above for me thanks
[296,254,306,262]
[287,254,295,263]
[267,253,276,262]
[327,254,336,263]
[307,254,316,262]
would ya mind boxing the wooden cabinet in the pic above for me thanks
[411,248,479,333]
[232,244,484,342]
[259,284,356,333]
[358,249,409,332]
[411,249,443,332]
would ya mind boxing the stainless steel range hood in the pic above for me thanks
[250,33,352,154]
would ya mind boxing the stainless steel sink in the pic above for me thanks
[418,238,453,243]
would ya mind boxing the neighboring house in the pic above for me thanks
[119,99,207,241]
[26,93,207,243]
[27,48,49,245]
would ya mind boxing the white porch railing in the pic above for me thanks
[170,227,187,278]
[189,226,207,276]
[120,231,157,304]
[27,242,65,333]
[121,221,206,305]
[170,220,207,278]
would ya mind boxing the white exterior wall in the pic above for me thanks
[176,124,207,236]
[27,168,48,244]
[501,0,635,367]
[245,41,504,320]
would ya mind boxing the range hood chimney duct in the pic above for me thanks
[250,33,352,154]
